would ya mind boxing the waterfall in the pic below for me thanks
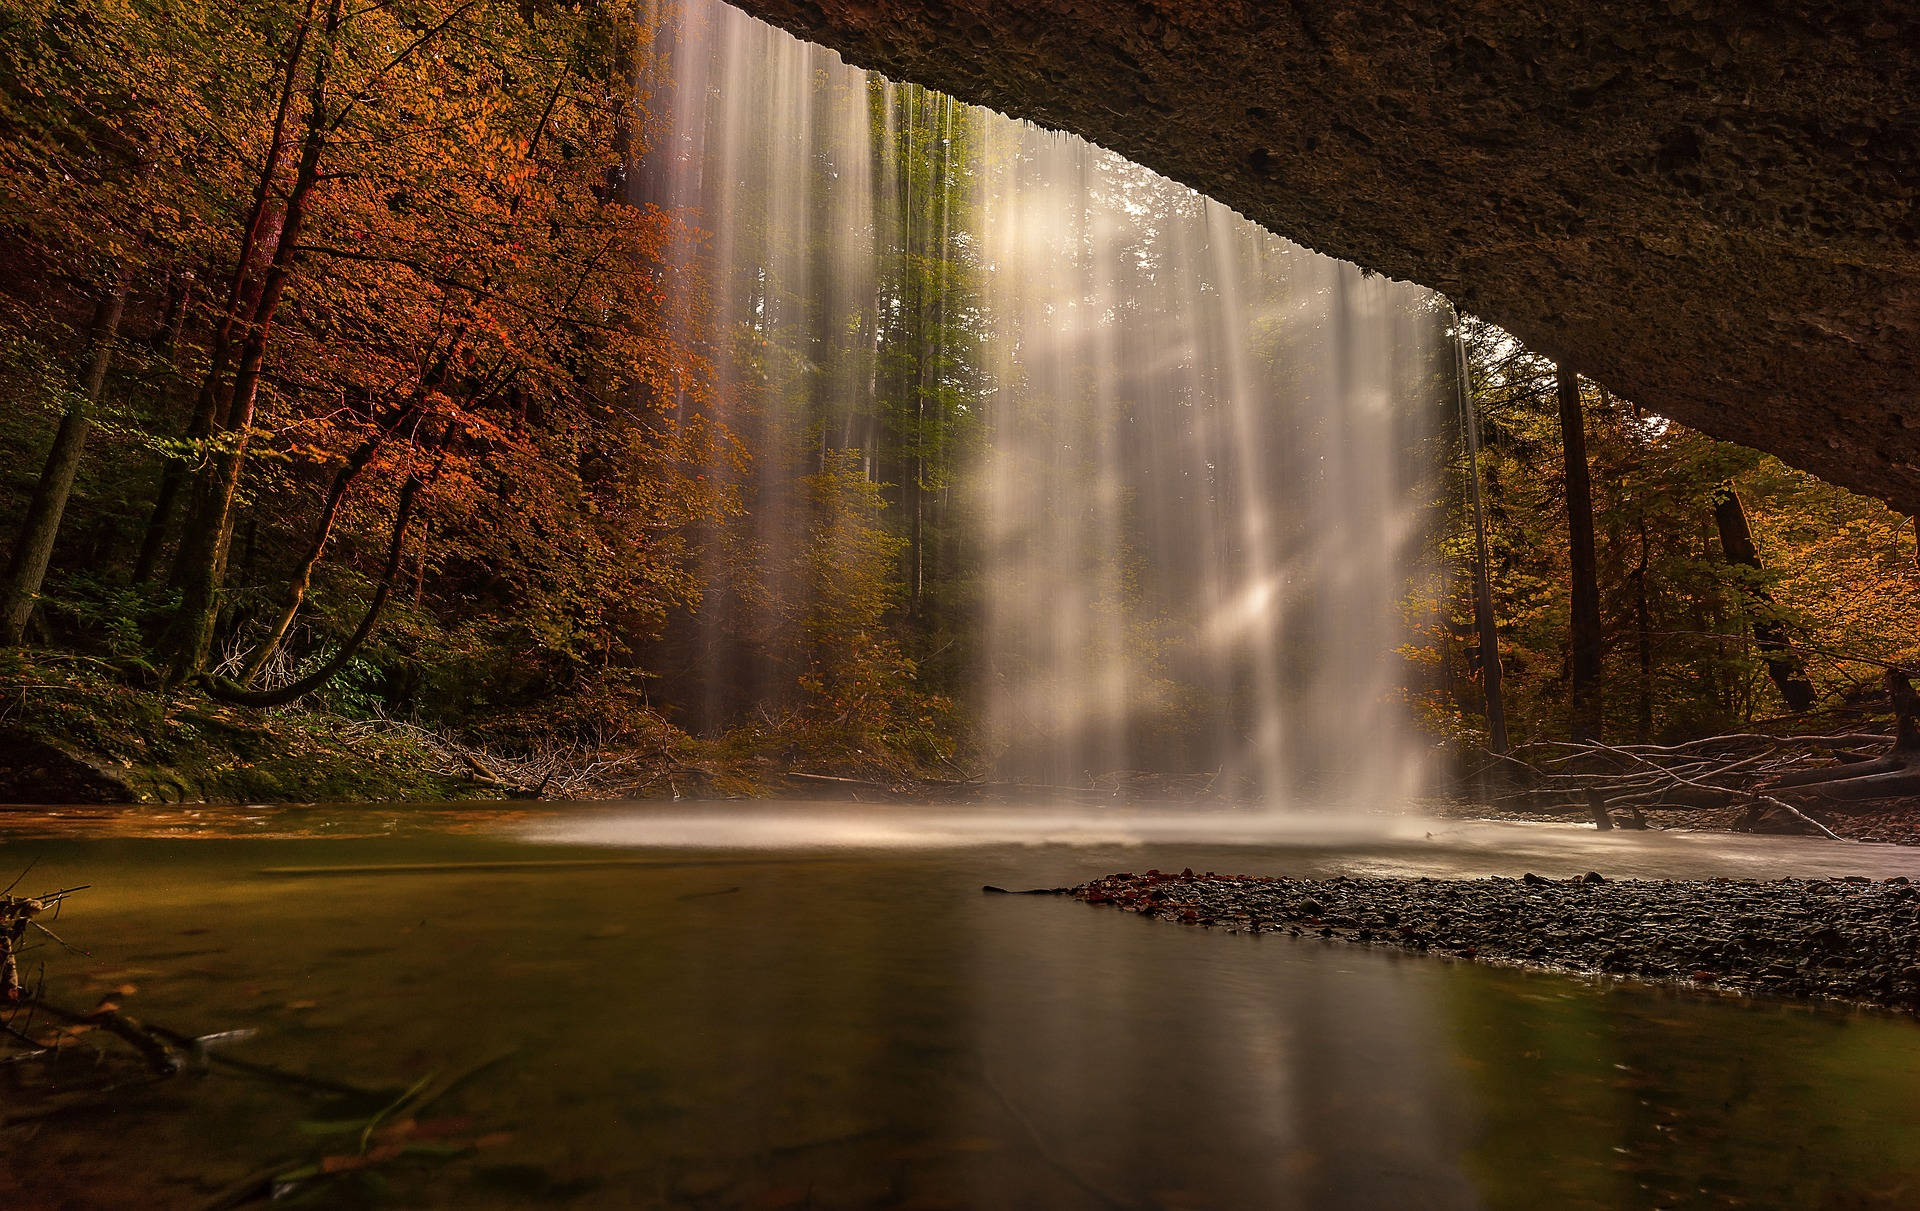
[641,0,1443,808]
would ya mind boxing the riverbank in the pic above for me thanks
[12,656,1920,848]
[1427,795,1920,847]
[1,656,486,804]
[1068,869,1920,1013]
[0,655,962,805]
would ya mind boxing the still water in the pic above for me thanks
[4,803,1920,1209]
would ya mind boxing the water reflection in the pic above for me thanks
[963,901,1479,1208]
[4,818,1920,1208]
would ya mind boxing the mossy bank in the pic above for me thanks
[0,654,483,804]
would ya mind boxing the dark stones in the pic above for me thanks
[0,732,136,804]
[1066,869,1920,1012]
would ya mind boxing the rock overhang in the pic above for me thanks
[726,0,1920,512]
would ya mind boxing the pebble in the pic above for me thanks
[1067,871,1920,1011]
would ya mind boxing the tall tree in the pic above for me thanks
[162,0,339,682]
[1558,365,1603,742]
[0,272,128,644]
[1453,311,1508,753]
[1631,516,1654,742]
[1711,485,1816,712]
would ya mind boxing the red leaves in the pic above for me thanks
[1072,868,1246,917]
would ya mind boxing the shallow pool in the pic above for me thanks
[3,803,1918,1209]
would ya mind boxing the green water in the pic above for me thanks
[4,805,1920,1209]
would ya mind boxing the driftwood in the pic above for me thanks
[342,712,667,800]
[6,882,359,1088]
[457,749,552,799]
[1757,671,1920,801]
[17,994,185,1075]
[2,880,86,1002]
[6,884,362,1092]
[1490,671,1920,839]
[3,881,517,1209]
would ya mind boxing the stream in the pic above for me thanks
[4,802,1920,1209]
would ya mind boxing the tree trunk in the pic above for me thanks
[202,472,425,708]
[1452,315,1507,753]
[1634,517,1654,743]
[237,397,423,684]
[164,15,334,683]
[1558,365,1604,743]
[132,464,184,585]
[0,273,129,645]
[137,0,317,590]
[1765,671,1920,801]
[1893,669,1920,755]
[131,302,197,585]
[908,445,924,616]
[1710,484,1816,712]
[149,272,192,356]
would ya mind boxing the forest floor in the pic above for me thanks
[10,653,1920,851]
[0,653,962,806]
[1062,869,1920,1013]
[0,654,481,804]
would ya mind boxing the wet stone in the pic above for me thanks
[1065,870,1920,1013]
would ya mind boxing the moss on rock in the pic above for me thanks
[0,655,485,805]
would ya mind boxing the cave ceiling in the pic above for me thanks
[729,0,1920,512]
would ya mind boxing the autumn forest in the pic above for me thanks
[3,0,1918,804]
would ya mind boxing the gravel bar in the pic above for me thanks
[1064,869,1920,1012]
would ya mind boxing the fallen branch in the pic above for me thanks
[1755,671,1920,802]
[1483,718,1917,840]
[17,994,184,1074]
[1581,738,1846,842]
[3,883,86,1002]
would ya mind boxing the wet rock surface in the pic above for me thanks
[1069,868,1920,1012]
[731,0,1920,512]
[0,731,136,804]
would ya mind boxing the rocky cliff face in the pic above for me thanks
[729,0,1920,511]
